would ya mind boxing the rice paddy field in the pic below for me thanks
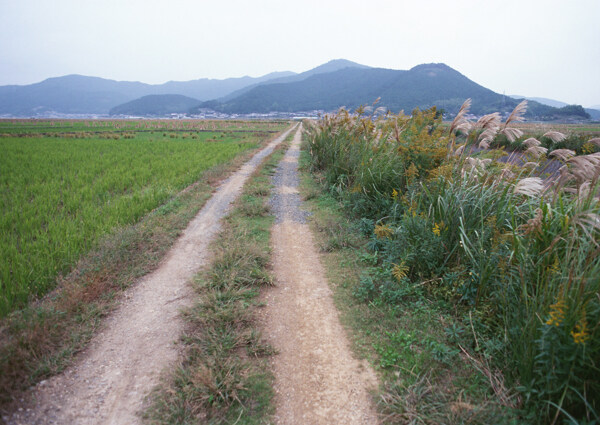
[0,119,288,316]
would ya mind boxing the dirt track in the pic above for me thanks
[260,125,379,424]
[4,125,296,425]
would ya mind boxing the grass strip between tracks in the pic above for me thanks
[144,131,294,424]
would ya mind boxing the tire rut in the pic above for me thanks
[260,125,379,424]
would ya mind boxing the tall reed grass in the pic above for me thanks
[306,102,599,423]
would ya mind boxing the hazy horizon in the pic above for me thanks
[1,0,599,107]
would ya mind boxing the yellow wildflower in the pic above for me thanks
[405,163,419,186]
[392,261,409,282]
[351,183,362,193]
[374,224,393,239]
[400,194,410,206]
[392,188,398,199]
[571,316,590,344]
[546,298,566,326]
[581,142,595,155]
[548,258,560,276]
[432,222,441,236]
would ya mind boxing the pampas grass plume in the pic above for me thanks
[514,177,544,197]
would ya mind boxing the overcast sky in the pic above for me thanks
[1,0,599,107]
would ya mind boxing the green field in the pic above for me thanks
[0,120,287,316]
[0,119,287,135]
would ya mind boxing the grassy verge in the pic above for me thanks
[303,104,599,423]
[297,145,520,424]
[0,129,289,406]
[144,135,291,424]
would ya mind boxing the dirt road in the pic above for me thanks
[5,125,296,425]
[260,125,379,424]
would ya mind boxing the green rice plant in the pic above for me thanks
[0,122,288,316]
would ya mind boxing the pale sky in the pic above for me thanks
[1,0,599,107]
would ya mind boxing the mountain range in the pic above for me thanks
[0,59,597,120]
[509,95,600,120]
[0,71,293,115]
[198,63,557,117]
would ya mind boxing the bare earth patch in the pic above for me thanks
[259,126,379,424]
[4,126,295,425]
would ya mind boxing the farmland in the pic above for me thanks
[0,120,288,316]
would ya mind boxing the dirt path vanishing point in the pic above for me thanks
[260,125,379,424]
[4,125,297,425]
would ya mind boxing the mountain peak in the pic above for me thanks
[306,59,370,75]
[409,63,455,73]
[323,59,368,67]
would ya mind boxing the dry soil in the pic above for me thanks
[260,125,379,424]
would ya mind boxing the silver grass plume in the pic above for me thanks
[504,100,528,126]
[502,127,524,143]
[479,140,491,149]
[522,137,541,148]
[577,181,591,205]
[542,131,567,144]
[463,157,491,176]
[573,212,600,246]
[477,113,501,148]
[453,144,466,157]
[476,112,501,129]
[449,98,472,135]
[521,208,544,235]
[500,168,516,180]
[549,149,576,162]
[588,137,600,147]
[464,157,492,169]
[500,100,527,142]
[551,164,575,194]
[525,145,548,159]
[514,177,545,197]
[566,152,600,184]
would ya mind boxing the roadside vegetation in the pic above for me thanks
[303,102,599,424]
[489,124,600,156]
[0,121,288,405]
[145,129,293,424]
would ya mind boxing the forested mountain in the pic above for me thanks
[0,71,294,115]
[109,95,201,116]
[1,61,594,120]
[197,63,590,120]
[218,59,370,101]
[510,95,600,120]
[196,64,528,116]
